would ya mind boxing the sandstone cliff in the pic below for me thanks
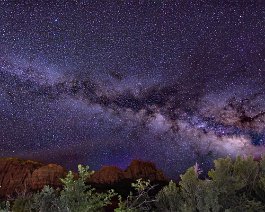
[0,158,167,198]
[89,166,125,184]
[124,160,166,182]
[0,158,66,197]
[89,160,167,184]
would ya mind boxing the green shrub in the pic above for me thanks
[208,156,261,210]
[155,181,182,212]
[12,196,33,212]
[254,155,265,202]
[58,165,116,212]
[115,179,156,212]
[11,164,116,212]
[0,201,10,212]
[6,156,265,212]
[30,185,60,212]
[156,156,265,212]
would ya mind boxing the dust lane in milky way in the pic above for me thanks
[0,1,265,178]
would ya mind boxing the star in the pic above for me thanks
[0,0,264,178]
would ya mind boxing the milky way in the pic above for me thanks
[0,1,265,178]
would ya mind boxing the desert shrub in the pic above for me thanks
[155,156,265,212]
[30,185,60,212]
[208,156,262,210]
[155,181,182,212]
[0,201,10,212]
[58,164,116,212]
[177,164,220,212]
[12,195,33,212]
[11,164,116,212]
[226,194,265,212]
[6,156,265,212]
[147,165,217,212]
[115,179,156,212]
[254,155,265,202]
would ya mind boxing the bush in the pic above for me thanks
[30,185,60,212]
[11,164,116,212]
[155,156,265,212]
[5,156,265,211]
[12,195,33,212]
[115,179,156,212]
[58,165,116,212]
[155,181,182,211]
[0,201,10,212]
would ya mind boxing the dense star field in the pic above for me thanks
[0,1,265,178]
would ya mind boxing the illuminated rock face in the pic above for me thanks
[124,160,167,182]
[0,158,168,197]
[31,164,67,190]
[0,158,66,197]
[89,166,125,184]
[89,160,167,184]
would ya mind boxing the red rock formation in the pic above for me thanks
[0,158,67,197]
[0,158,167,197]
[31,164,67,190]
[89,166,125,184]
[89,160,167,184]
[0,158,43,197]
[124,160,167,181]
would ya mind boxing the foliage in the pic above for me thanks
[10,164,116,212]
[155,180,182,211]
[208,156,261,210]
[156,155,265,212]
[30,185,60,212]
[4,156,265,211]
[0,201,10,212]
[12,195,33,212]
[58,165,116,212]
[255,155,265,202]
[115,179,156,212]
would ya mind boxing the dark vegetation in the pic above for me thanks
[1,156,265,212]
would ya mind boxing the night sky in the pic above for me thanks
[0,0,265,178]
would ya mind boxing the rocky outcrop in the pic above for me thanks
[89,160,167,184]
[89,166,125,184]
[0,158,167,197]
[124,160,167,182]
[31,164,67,190]
[0,158,43,197]
[0,158,66,197]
